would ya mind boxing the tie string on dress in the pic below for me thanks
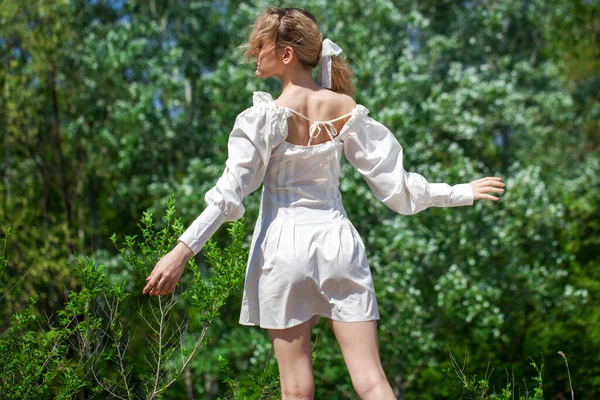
[285,108,354,166]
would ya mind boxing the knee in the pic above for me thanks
[281,377,315,400]
[354,373,388,399]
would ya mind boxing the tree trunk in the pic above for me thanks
[88,172,101,250]
[49,61,73,256]
[184,366,194,399]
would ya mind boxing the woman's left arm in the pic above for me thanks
[343,110,505,215]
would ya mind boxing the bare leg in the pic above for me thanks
[329,319,396,400]
[267,319,315,400]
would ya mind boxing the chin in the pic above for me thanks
[259,70,277,77]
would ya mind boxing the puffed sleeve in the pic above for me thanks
[177,93,287,256]
[343,106,473,215]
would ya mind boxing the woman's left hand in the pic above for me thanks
[143,242,194,296]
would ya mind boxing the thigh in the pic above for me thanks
[267,319,315,394]
[328,319,386,383]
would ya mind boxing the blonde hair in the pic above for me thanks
[239,7,356,97]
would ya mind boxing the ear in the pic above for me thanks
[282,46,294,65]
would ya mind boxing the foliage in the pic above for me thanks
[0,196,249,398]
[444,349,546,400]
[0,0,598,398]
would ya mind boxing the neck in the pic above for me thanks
[278,65,322,94]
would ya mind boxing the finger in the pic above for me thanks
[483,186,505,193]
[479,177,503,185]
[167,279,178,294]
[143,279,153,294]
[143,274,158,293]
[475,180,505,190]
[155,275,169,292]
[143,278,153,291]
[143,273,162,294]
[162,280,175,295]
[489,181,505,188]
[484,194,499,201]
[143,262,161,292]
[159,285,170,296]
[150,277,166,295]
[473,178,491,187]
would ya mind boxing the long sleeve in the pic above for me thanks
[178,97,286,256]
[342,106,473,215]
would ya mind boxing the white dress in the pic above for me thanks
[178,91,474,329]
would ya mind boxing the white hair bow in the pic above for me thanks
[316,38,343,89]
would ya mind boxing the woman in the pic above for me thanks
[143,7,504,399]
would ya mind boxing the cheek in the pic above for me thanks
[266,58,280,69]
[263,52,277,65]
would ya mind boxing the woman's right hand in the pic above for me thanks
[470,177,505,201]
[142,242,194,296]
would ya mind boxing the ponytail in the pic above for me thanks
[329,54,356,97]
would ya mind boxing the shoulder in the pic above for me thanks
[247,91,290,120]
[233,91,279,121]
[322,91,357,115]
[252,91,276,108]
[228,93,273,129]
[273,88,358,118]
[228,92,288,147]
[318,91,369,125]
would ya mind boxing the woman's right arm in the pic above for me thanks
[177,104,277,257]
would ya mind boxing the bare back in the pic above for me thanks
[275,89,357,146]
